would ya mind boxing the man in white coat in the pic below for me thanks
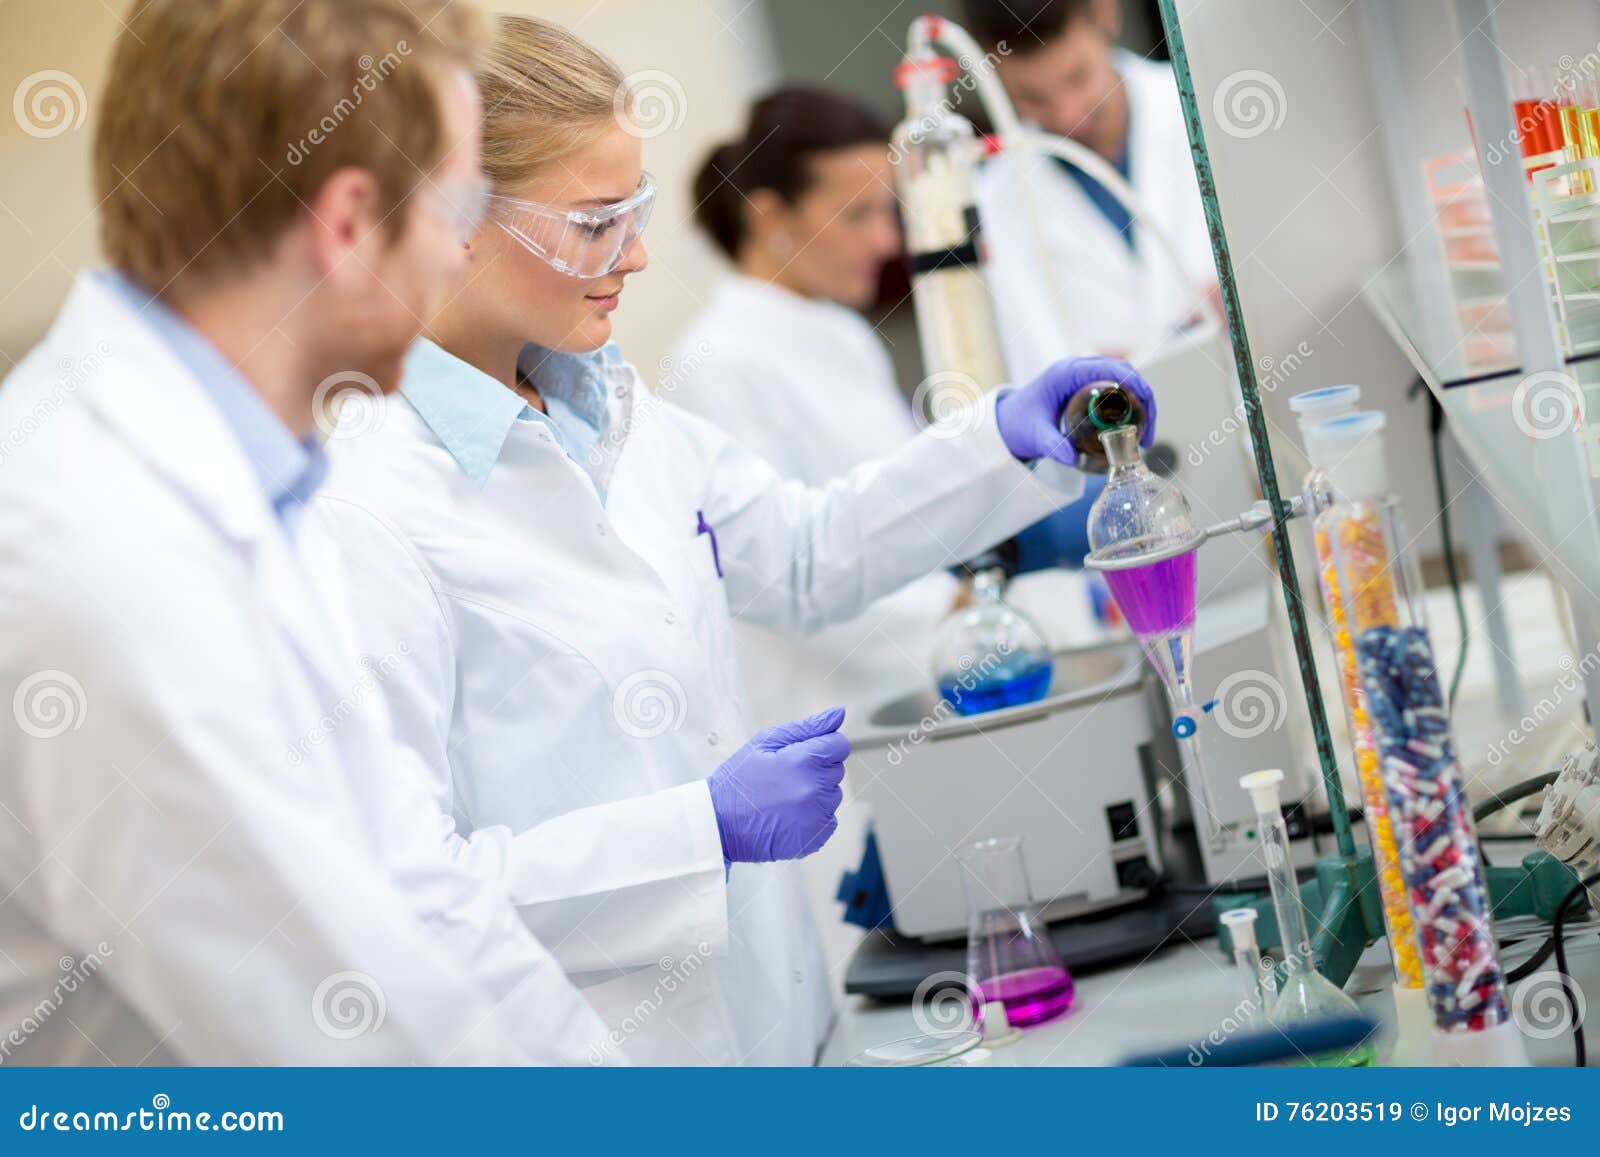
[964,0,1219,378]
[0,0,615,1065]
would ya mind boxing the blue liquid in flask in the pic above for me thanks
[938,658,1053,716]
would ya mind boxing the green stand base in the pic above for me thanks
[1211,849,1581,989]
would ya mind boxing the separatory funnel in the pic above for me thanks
[1239,769,1376,1067]
[930,558,1053,716]
[1083,424,1222,847]
[957,835,1074,1028]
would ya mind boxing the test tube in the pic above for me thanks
[1310,413,1528,1065]
[1557,67,1593,195]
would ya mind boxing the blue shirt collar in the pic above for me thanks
[98,269,327,538]
[400,338,616,487]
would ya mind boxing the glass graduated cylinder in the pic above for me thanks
[957,836,1074,1028]
[1241,770,1375,1067]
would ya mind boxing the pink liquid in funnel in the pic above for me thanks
[1102,549,1198,636]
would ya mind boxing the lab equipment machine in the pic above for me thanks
[892,52,1006,400]
[1537,743,1600,906]
[844,605,1311,960]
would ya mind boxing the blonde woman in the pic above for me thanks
[310,16,1155,1065]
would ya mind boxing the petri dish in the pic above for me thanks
[844,1029,983,1067]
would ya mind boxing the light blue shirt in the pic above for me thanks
[400,337,610,494]
[101,270,328,539]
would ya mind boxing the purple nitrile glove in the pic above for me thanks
[995,356,1158,466]
[707,706,850,864]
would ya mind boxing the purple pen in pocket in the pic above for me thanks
[695,509,722,578]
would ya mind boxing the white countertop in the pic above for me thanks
[820,921,1600,1067]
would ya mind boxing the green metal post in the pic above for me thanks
[1155,0,1354,857]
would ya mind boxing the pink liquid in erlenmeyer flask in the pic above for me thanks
[977,966,1075,1027]
[1102,549,1197,637]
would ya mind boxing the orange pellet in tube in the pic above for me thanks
[1336,513,1400,633]
[1314,519,1423,988]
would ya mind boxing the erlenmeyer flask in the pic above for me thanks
[930,565,1053,715]
[1085,425,1223,847]
[957,835,1074,1027]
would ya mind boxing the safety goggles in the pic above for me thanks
[488,173,656,278]
[420,173,493,247]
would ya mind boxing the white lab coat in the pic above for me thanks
[0,274,616,1065]
[976,50,1216,379]
[669,274,961,725]
[311,338,1079,1065]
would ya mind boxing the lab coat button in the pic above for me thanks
[792,969,804,985]
[706,731,719,747]
[596,522,606,536]
[664,611,677,625]
[614,384,626,398]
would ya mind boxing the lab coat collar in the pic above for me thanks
[53,270,277,546]
[97,270,327,537]
[50,272,361,693]
[400,338,536,488]
[516,340,618,431]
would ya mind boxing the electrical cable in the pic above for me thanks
[1472,770,1558,869]
[1472,772,1560,823]
[1551,871,1598,1067]
[1505,933,1559,984]
[1413,378,1470,710]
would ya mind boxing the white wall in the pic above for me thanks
[0,0,777,378]
[0,0,123,368]
[1173,0,1439,547]
[1173,0,1600,560]
[524,0,777,378]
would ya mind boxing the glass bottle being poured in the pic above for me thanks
[1059,382,1149,474]
[930,553,1054,716]
[1239,768,1377,1067]
[1084,424,1222,847]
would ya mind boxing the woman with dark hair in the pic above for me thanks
[671,86,951,737]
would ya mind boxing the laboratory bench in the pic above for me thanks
[819,885,1600,1067]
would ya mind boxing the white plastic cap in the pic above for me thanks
[1219,907,1259,951]
[1239,768,1285,815]
[1304,411,1388,502]
[1288,385,1361,438]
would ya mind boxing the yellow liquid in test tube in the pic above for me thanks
[1583,106,1600,160]
[1562,105,1592,193]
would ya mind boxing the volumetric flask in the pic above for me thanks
[957,835,1074,1028]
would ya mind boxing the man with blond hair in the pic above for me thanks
[0,0,616,1064]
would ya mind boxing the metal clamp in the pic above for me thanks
[1200,495,1306,543]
